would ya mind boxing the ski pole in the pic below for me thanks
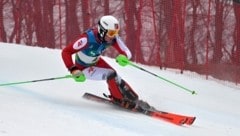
[116,55,197,95]
[128,62,197,95]
[0,75,73,87]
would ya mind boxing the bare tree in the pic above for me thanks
[21,0,34,45]
[81,0,90,30]
[212,0,224,63]
[9,0,21,43]
[32,0,55,48]
[124,0,139,61]
[233,4,240,66]
[188,0,200,64]
[33,0,44,46]
[65,0,80,44]
[0,0,7,42]
[41,0,55,48]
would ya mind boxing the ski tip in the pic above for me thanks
[82,92,89,98]
[185,117,196,125]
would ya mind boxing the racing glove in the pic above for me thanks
[69,66,86,82]
[116,54,129,66]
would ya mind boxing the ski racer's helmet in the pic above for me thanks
[98,15,120,40]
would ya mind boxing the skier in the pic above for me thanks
[61,15,144,110]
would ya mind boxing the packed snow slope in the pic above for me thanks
[0,42,240,136]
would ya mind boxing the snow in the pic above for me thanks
[0,42,240,136]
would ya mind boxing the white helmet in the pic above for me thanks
[98,15,120,40]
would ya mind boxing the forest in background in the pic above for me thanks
[0,0,240,84]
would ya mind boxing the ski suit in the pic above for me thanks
[61,28,138,104]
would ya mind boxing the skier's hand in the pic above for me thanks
[116,54,129,66]
[71,69,86,82]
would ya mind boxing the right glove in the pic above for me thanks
[70,66,86,82]
[116,54,129,67]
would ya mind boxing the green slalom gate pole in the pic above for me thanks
[0,75,73,87]
[128,61,197,95]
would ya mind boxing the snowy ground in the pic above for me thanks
[0,42,240,136]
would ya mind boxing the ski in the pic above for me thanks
[83,92,196,126]
[152,109,196,125]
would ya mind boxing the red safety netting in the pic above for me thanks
[1,0,240,84]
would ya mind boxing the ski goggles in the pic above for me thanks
[106,29,119,38]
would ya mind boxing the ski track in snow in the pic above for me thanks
[0,42,240,136]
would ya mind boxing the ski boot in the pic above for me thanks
[104,93,137,110]
[134,100,155,112]
[106,73,139,110]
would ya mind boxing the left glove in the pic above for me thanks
[116,54,129,66]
